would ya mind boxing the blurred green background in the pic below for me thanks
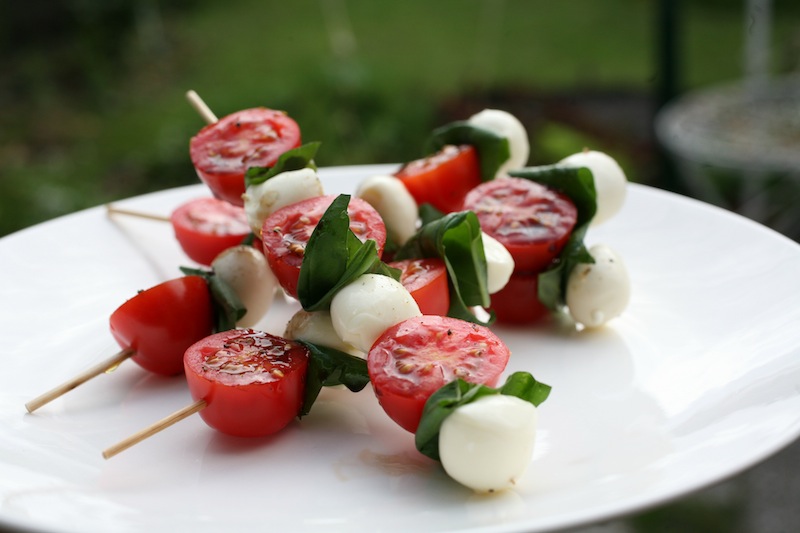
[1,1,800,532]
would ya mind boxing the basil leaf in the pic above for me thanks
[415,372,551,461]
[179,267,246,332]
[297,194,400,312]
[395,210,491,324]
[244,141,321,188]
[425,122,511,182]
[298,341,370,417]
[418,203,445,225]
[508,165,597,311]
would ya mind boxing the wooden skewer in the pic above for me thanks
[25,348,135,413]
[102,399,207,459]
[105,204,170,223]
[185,90,218,124]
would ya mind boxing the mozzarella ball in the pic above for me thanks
[565,244,630,328]
[211,245,277,327]
[330,274,422,353]
[467,109,530,177]
[284,309,364,358]
[242,167,324,235]
[481,232,515,294]
[559,150,627,226]
[439,394,538,493]
[356,174,419,246]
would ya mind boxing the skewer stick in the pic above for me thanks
[105,204,170,223]
[102,399,207,459]
[25,348,135,413]
[185,90,218,124]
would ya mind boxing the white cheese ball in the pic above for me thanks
[559,150,627,226]
[284,309,364,358]
[565,244,630,328]
[356,174,419,246]
[439,394,538,493]
[242,167,324,235]
[467,109,530,177]
[330,273,422,353]
[211,245,277,327]
[481,232,515,294]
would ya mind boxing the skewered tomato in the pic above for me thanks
[367,315,510,433]
[183,329,310,437]
[260,195,387,298]
[489,271,550,325]
[189,107,302,206]
[170,197,255,266]
[109,276,214,375]
[389,258,450,316]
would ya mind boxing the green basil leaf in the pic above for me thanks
[297,194,400,312]
[415,372,551,461]
[244,141,321,188]
[418,203,445,225]
[425,122,511,182]
[298,340,370,417]
[508,165,597,311]
[179,267,246,332]
[395,210,491,325]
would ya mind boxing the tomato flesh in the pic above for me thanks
[190,108,302,206]
[260,195,387,298]
[395,144,481,214]
[489,271,550,325]
[389,258,450,316]
[184,329,309,437]
[170,197,254,266]
[367,315,510,433]
[109,276,214,375]
[462,177,578,273]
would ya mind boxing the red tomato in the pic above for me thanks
[462,177,578,273]
[183,329,309,437]
[109,276,214,375]
[489,271,550,325]
[395,144,481,213]
[170,197,254,266]
[367,315,510,433]
[189,108,302,206]
[389,258,450,316]
[260,195,387,298]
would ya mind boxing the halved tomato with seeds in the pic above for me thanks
[389,258,450,316]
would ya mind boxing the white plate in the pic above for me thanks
[2,165,800,533]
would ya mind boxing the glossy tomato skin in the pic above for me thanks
[184,329,309,437]
[489,271,550,325]
[170,197,254,265]
[462,177,578,273]
[189,108,302,206]
[260,195,387,298]
[109,276,214,375]
[367,315,510,433]
[389,258,450,316]
[395,144,481,214]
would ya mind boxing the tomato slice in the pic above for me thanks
[367,315,510,433]
[462,177,578,273]
[260,195,387,298]
[109,276,214,375]
[189,108,302,206]
[389,258,450,316]
[184,329,309,437]
[395,144,481,213]
[170,197,255,266]
[489,271,550,325]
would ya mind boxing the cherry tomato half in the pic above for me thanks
[489,271,550,325]
[260,195,387,298]
[184,329,309,437]
[395,144,482,214]
[389,258,450,316]
[170,197,255,266]
[109,276,214,375]
[462,177,578,273]
[189,108,302,206]
[367,315,510,433]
